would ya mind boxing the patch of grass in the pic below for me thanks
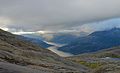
[99,53,120,58]
[76,61,102,69]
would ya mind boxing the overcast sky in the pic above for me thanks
[0,0,120,33]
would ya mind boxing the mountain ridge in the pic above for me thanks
[58,28,120,55]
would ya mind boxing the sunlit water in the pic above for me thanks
[45,41,73,57]
[47,46,73,57]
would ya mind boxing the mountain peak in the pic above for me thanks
[110,27,120,31]
[89,27,120,36]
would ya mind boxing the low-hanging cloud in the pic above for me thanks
[72,18,120,33]
[0,0,120,32]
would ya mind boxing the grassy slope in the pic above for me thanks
[67,46,120,73]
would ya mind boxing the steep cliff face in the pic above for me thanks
[0,29,88,73]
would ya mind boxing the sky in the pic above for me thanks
[0,0,120,34]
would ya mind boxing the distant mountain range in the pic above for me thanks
[21,32,88,47]
[49,32,87,44]
[58,28,120,55]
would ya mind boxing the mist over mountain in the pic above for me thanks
[49,32,88,44]
[20,31,88,45]
[58,28,120,55]
[19,35,52,48]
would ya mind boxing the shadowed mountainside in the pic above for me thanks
[19,35,52,48]
[59,28,120,55]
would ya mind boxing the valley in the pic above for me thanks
[47,46,73,57]
[0,28,120,73]
[16,28,120,73]
[0,29,89,73]
[1,1,120,73]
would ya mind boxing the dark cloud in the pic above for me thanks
[0,0,120,32]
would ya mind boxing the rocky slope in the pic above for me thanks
[0,29,89,73]
[67,46,120,73]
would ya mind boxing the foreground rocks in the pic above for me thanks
[67,47,120,73]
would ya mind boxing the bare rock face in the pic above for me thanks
[93,64,120,73]
[0,29,88,73]
[0,62,49,73]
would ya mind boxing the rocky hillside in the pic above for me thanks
[67,46,120,73]
[0,29,89,73]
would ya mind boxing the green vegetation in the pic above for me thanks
[99,53,120,58]
[79,61,102,69]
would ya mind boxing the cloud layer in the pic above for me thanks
[72,18,120,33]
[0,0,120,32]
